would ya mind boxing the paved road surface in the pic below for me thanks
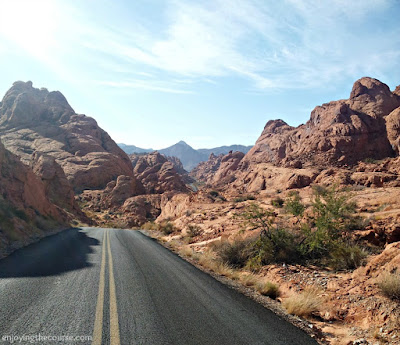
[0,228,319,345]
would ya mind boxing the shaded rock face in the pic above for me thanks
[30,152,85,218]
[243,77,400,168]
[130,152,189,194]
[0,81,134,192]
[190,153,223,183]
[121,194,163,227]
[0,141,68,257]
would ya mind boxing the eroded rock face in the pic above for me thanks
[243,77,400,169]
[190,153,223,184]
[190,77,400,194]
[0,141,68,257]
[30,152,85,218]
[130,152,189,194]
[0,81,134,192]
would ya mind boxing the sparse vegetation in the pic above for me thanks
[211,238,253,268]
[141,220,178,235]
[378,272,400,300]
[283,287,321,317]
[213,185,367,271]
[271,197,284,208]
[364,157,379,164]
[329,242,367,270]
[256,281,280,299]
[186,224,203,242]
[209,190,219,198]
[233,195,256,203]
[240,273,258,286]
[208,190,227,202]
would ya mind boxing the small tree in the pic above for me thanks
[285,191,305,222]
[238,203,276,241]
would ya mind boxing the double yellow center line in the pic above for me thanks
[92,230,121,345]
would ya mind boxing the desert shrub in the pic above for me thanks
[271,197,284,208]
[311,185,356,239]
[141,221,158,230]
[226,186,366,270]
[378,273,400,300]
[285,191,305,219]
[187,224,203,238]
[256,281,280,299]
[329,242,367,270]
[234,195,256,203]
[364,157,378,164]
[14,209,29,222]
[158,221,176,235]
[209,190,219,198]
[283,287,321,317]
[214,238,254,268]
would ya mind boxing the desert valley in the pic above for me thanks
[0,77,400,344]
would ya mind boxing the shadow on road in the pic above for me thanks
[0,228,99,278]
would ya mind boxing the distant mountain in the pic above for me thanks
[118,143,154,154]
[119,141,253,171]
[198,145,252,156]
[159,141,207,171]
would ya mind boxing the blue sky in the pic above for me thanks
[0,0,399,149]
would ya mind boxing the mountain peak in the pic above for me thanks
[177,140,189,146]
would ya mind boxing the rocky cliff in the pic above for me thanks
[0,81,134,192]
[192,77,400,193]
[243,77,400,168]
[131,151,189,194]
[0,141,69,257]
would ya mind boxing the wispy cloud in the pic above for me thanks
[15,0,399,93]
[98,80,194,94]
[95,1,398,90]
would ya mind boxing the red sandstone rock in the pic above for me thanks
[0,141,69,257]
[0,81,134,192]
[130,152,189,194]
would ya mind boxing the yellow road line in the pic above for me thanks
[92,231,107,345]
[107,230,121,345]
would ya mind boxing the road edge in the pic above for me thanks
[139,229,328,345]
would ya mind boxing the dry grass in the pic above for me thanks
[283,287,322,317]
[378,272,400,300]
[195,251,238,278]
[179,245,195,258]
[240,273,258,287]
[256,280,280,299]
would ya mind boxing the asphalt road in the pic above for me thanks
[0,228,319,345]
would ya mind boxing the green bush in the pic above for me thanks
[271,197,284,208]
[223,186,368,270]
[285,191,305,218]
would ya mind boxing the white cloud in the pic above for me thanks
[54,0,400,92]
[98,80,193,94]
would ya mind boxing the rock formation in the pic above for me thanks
[131,151,189,194]
[191,77,400,193]
[0,81,134,192]
[190,153,223,184]
[243,77,400,168]
[0,141,68,257]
